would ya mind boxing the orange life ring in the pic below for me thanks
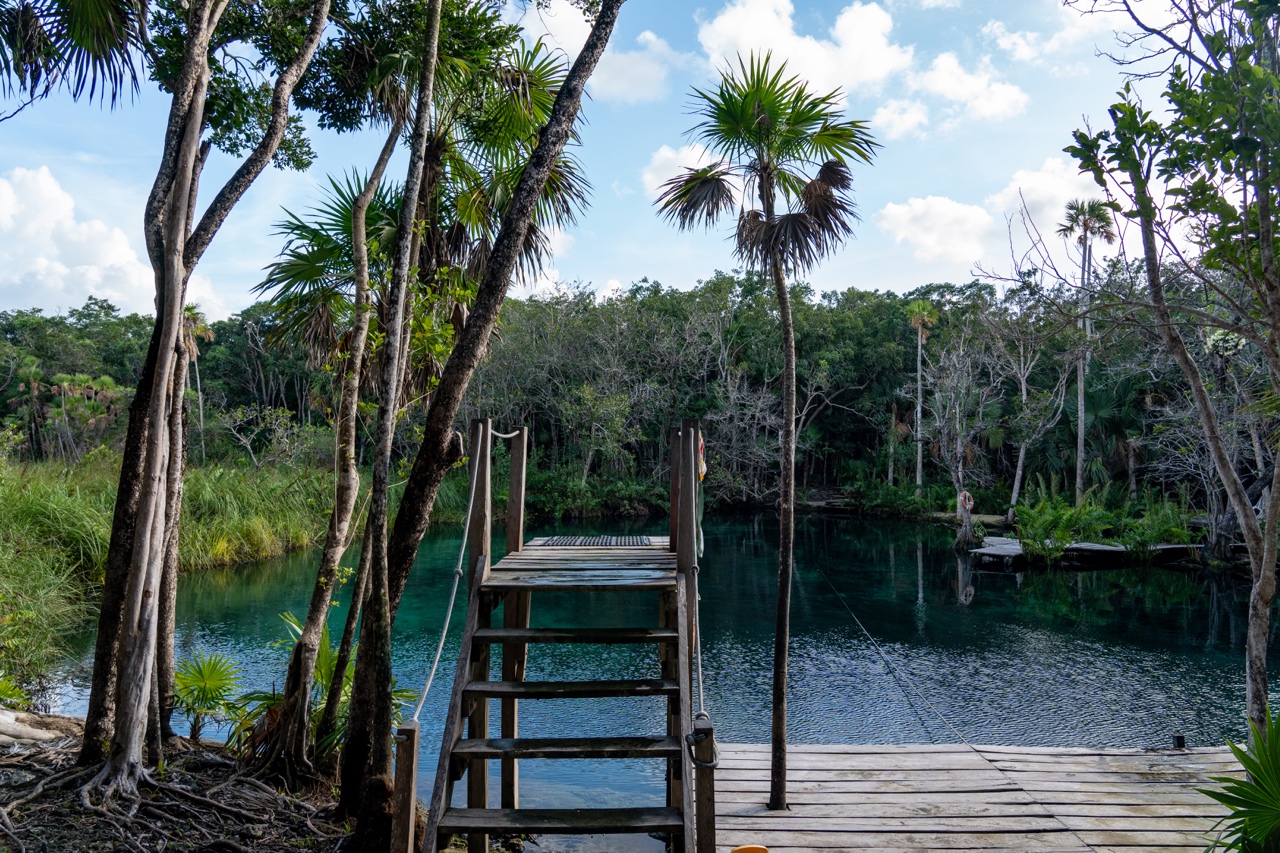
[960,490,975,511]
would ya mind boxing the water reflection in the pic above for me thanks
[46,513,1267,851]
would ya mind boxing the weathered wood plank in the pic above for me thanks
[438,807,683,834]
[464,678,678,699]
[481,569,677,590]
[712,830,1090,848]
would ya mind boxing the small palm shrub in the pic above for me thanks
[1203,710,1280,851]
[174,651,243,740]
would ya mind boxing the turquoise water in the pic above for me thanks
[50,514,1256,850]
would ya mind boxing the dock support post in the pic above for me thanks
[669,425,681,552]
[693,716,716,853]
[466,419,492,853]
[677,420,697,573]
[507,426,527,554]
[392,720,420,853]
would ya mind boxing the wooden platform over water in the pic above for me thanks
[970,537,1198,569]
[714,743,1239,852]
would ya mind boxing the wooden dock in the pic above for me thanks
[970,537,1198,569]
[714,743,1239,852]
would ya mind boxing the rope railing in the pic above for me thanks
[410,423,520,722]
[411,447,480,722]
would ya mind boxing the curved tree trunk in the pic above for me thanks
[263,116,401,785]
[338,1,625,827]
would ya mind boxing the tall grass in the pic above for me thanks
[0,452,336,683]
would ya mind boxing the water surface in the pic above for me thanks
[50,514,1257,850]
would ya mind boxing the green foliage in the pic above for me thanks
[0,671,30,709]
[524,463,666,520]
[174,652,243,740]
[1203,710,1280,851]
[839,479,933,518]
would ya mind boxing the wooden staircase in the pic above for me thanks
[421,419,712,853]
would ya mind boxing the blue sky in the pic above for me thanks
[0,0,1151,319]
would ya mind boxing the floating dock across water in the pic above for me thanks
[970,536,1199,569]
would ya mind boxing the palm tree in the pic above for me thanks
[656,52,877,810]
[906,298,938,499]
[182,305,214,464]
[1,0,142,120]
[1057,199,1116,506]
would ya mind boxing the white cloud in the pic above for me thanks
[872,99,929,139]
[641,143,711,200]
[913,53,1028,120]
[921,0,961,7]
[875,195,994,263]
[508,2,695,103]
[0,166,156,315]
[697,0,913,95]
[592,31,695,104]
[982,4,1119,65]
[984,156,1101,226]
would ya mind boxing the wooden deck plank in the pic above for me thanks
[715,744,1238,853]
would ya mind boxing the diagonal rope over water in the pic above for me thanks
[811,559,972,747]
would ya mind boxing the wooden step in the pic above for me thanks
[453,736,680,760]
[464,679,679,699]
[473,627,678,645]
[482,569,676,590]
[437,806,683,834]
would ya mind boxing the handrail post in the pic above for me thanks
[506,426,527,554]
[693,716,716,853]
[468,418,492,588]
[669,425,681,553]
[392,720,420,853]
[677,419,697,573]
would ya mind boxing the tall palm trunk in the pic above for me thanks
[916,325,924,498]
[1076,237,1090,507]
[265,116,402,784]
[764,170,797,812]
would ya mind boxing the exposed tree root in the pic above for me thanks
[1,736,347,851]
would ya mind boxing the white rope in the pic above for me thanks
[412,457,480,722]
[492,429,520,439]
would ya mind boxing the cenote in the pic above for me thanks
[49,515,1258,851]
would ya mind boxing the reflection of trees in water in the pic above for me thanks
[955,553,975,606]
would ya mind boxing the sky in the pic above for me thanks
[0,0,1161,320]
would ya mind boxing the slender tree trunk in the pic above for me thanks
[763,168,796,811]
[193,357,205,464]
[339,2,625,822]
[1130,160,1276,739]
[79,326,161,765]
[1076,237,1089,507]
[1076,357,1086,506]
[264,116,401,785]
[315,521,373,761]
[340,3,444,842]
[157,359,189,742]
[915,327,923,497]
[1008,443,1027,524]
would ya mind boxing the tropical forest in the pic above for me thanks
[0,0,1277,851]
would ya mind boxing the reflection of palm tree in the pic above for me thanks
[183,305,214,463]
[907,299,938,498]
[656,51,878,811]
[1057,199,1115,506]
